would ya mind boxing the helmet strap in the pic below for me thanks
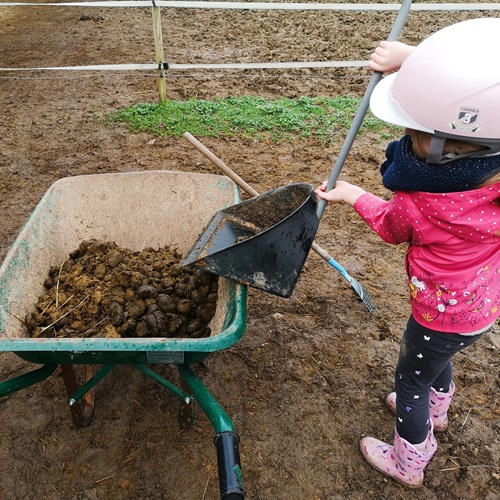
[427,136,447,164]
[427,133,500,165]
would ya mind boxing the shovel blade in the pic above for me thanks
[182,183,319,297]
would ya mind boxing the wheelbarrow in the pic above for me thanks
[0,170,247,500]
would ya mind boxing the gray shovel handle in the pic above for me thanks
[316,0,413,219]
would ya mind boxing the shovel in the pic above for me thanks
[182,0,412,298]
[183,131,375,312]
[182,180,319,298]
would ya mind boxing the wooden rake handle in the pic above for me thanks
[183,133,259,197]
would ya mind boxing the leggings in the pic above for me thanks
[395,315,483,444]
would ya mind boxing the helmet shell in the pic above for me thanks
[370,18,500,140]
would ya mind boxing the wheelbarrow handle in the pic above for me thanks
[316,0,413,219]
[215,431,244,499]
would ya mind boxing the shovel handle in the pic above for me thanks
[316,0,413,219]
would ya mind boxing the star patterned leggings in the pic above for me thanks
[395,315,483,444]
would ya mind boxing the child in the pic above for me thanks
[316,18,500,488]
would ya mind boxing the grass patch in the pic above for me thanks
[108,96,400,142]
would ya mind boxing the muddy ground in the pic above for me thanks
[0,1,499,499]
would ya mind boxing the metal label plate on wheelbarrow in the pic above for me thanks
[182,183,320,298]
[147,351,184,364]
[0,171,247,363]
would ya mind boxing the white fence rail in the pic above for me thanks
[1,2,500,100]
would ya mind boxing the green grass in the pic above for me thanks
[108,96,400,142]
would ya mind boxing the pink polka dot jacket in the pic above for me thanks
[353,182,500,333]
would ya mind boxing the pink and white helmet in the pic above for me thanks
[370,18,500,164]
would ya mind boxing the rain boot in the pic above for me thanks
[360,422,437,488]
[385,381,455,431]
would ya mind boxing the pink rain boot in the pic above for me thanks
[360,422,437,488]
[386,381,455,431]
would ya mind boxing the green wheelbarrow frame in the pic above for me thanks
[0,170,247,499]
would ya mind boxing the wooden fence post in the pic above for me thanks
[152,3,167,103]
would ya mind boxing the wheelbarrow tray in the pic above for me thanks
[0,170,247,365]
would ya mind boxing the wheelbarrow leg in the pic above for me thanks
[179,378,195,428]
[178,364,244,500]
[60,365,95,427]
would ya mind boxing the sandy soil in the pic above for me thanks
[0,2,499,499]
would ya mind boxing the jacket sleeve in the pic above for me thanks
[353,192,414,244]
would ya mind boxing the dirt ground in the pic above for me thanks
[0,2,499,499]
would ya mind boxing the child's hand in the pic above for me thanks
[315,180,366,207]
[368,41,414,73]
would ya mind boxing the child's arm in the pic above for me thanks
[315,182,414,244]
[368,41,415,73]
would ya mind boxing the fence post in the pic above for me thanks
[152,3,167,103]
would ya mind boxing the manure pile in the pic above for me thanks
[26,240,218,339]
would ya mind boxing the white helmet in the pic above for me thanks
[370,18,500,164]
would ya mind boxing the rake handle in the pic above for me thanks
[316,0,413,219]
[183,132,336,264]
